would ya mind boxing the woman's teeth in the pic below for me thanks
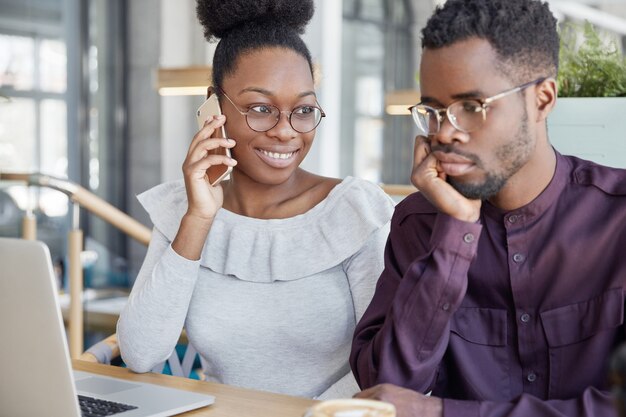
[260,150,295,160]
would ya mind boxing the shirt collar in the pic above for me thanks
[482,149,569,222]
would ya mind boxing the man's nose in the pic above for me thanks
[431,114,470,146]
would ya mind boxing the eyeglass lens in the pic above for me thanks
[412,100,485,135]
[246,105,323,133]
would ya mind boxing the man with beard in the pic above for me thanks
[350,1,626,416]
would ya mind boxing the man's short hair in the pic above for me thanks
[421,0,559,83]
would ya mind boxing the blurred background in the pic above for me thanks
[1,0,625,342]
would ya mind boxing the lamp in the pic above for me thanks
[385,89,420,115]
[155,64,325,96]
[155,66,212,96]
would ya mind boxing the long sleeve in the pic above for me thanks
[316,222,391,400]
[350,212,481,391]
[117,227,201,373]
[344,222,391,326]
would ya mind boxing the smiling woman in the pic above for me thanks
[117,0,395,401]
[216,47,322,193]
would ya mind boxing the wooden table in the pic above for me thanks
[73,360,318,417]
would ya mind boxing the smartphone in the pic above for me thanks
[196,94,233,186]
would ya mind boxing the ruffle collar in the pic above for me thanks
[137,177,394,282]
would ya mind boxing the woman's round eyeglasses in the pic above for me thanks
[218,89,325,134]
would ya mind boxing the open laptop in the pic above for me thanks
[0,237,215,417]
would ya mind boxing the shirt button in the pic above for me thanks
[513,253,525,263]
[463,233,475,243]
[527,372,537,382]
[442,302,451,311]
[520,313,530,323]
[507,215,518,224]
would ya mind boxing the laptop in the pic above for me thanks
[0,237,215,417]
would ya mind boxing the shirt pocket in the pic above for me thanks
[540,287,624,399]
[446,307,510,400]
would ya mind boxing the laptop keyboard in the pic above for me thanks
[78,394,138,416]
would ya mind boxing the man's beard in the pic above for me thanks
[447,172,507,201]
[445,112,532,201]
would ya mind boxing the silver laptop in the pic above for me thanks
[0,237,215,417]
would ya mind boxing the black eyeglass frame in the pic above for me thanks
[408,77,548,135]
[216,88,326,134]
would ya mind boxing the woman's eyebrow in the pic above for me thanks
[238,87,316,98]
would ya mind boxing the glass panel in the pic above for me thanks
[0,184,25,238]
[354,118,384,183]
[343,0,357,16]
[361,0,385,21]
[39,39,67,93]
[341,0,417,185]
[341,20,384,178]
[0,98,36,171]
[356,76,383,117]
[392,0,411,25]
[0,34,35,91]
[81,0,130,291]
[354,73,383,183]
[39,188,69,218]
[41,99,68,178]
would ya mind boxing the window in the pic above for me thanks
[0,2,70,273]
[0,33,67,178]
[0,0,131,289]
[341,0,417,184]
[0,31,70,236]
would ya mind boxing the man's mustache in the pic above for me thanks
[429,144,482,169]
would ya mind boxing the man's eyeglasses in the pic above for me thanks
[408,77,547,135]
[218,89,326,134]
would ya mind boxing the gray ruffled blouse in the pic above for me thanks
[117,176,394,399]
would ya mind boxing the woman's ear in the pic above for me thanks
[535,78,557,122]
[206,86,215,99]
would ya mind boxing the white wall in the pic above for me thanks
[160,0,206,183]
[301,0,342,177]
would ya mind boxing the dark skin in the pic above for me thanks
[172,47,339,260]
[355,37,557,417]
[219,47,340,219]
[412,38,557,220]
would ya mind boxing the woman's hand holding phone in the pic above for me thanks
[182,115,237,222]
[173,115,237,261]
[173,93,237,261]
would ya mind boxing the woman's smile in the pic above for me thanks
[255,147,300,168]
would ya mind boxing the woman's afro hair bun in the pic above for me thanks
[197,0,315,41]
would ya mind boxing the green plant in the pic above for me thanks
[558,21,626,97]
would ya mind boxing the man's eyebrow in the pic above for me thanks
[451,90,485,100]
[238,87,316,98]
[420,90,486,106]
[418,96,441,106]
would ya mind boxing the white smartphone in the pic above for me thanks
[196,94,233,186]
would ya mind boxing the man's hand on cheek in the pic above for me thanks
[411,135,481,223]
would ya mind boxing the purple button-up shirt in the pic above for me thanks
[351,152,626,417]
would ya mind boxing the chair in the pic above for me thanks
[80,333,201,379]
